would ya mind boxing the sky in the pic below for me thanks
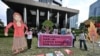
[0,0,97,26]
[62,0,97,26]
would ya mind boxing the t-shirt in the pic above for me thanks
[79,33,86,40]
[27,31,33,39]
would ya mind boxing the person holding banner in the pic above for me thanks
[67,30,75,47]
[61,27,67,35]
[79,30,88,51]
[72,30,76,47]
[52,28,58,34]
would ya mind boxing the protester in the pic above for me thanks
[37,30,43,41]
[79,30,88,51]
[67,29,75,47]
[26,28,33,49]
[52,29,58,34]
[72,30,76,47]
[4,12,28,54]
[38,30,43,35]
[61,27,67,35]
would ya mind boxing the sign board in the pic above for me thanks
[38,34,73,47]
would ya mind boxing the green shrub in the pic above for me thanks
[42,20,54,32]
[0,33,13,37]
[0,28,13,37]
[72,29,81,36]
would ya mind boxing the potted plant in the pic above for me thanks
[42,20,54,34]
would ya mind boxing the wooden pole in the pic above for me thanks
[92,36,95,55]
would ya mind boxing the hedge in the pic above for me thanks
[0,28,13,37]
[0,33,13,37]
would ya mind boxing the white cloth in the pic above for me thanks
[27,31,33,39]
[52,29,58,34]
[79,33,86,40]
[38,32,43,35]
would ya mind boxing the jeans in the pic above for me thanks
[27,39,32,49]
[80,40,87,50]
[73,39,76,47]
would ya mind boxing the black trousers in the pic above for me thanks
[27,39,32,49]
[73,39,76,47]
[80,40,87,50]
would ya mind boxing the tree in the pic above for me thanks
[89,16,96,20]
[0,19,4,27]
[79,23,85,30]
[42,20,54,33]
[89,16,100,23]
[96,16,100,23]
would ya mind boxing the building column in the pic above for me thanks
[23,7,27,24]
[36,9,39,27]
[57,12,59,27]
[65,13,67,27]
[47,11,50,20]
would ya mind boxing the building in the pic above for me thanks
[89,0,100,26]
[38,0,62,6]
[70,14,78,29]
[89,0,100,17]
[2,0,79,29]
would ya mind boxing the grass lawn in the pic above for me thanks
[0,37,100,56]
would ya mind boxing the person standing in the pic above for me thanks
[26,29,33,49]
[61,27,67,35]
[4,12,28,54]
[52,29,58,34]
[79,31,88,51]
[72,31,76,47]
[67,30,75,47]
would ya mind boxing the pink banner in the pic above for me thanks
[38,34,73,47]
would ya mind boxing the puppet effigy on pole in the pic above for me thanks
[4,12,28,55]
[87,21,98,54]
[88,22,98,42]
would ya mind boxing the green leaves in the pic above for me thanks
[42,20,54,27]
[42,20,54,31]
[89,16,100,23]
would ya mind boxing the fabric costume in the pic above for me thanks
[5,22,28,51]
